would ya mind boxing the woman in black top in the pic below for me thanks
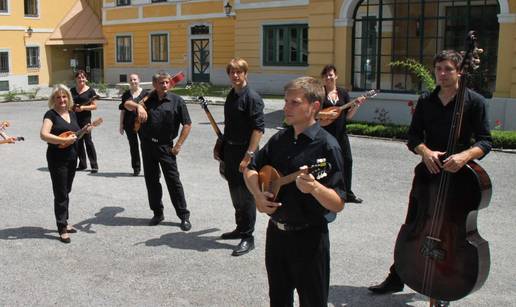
[320,64,364,203]
[71,70,99,173]
[118,73,148,176]
[40,84,83,243]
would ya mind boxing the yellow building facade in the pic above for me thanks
[0,0,105,92]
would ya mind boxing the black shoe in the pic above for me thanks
[232,237,254,256]
[133,169,140,176]
[220,229,243,240]
[59,232,71,244]
[149,214,164,226]
[76,166,87,171]
[347,195,363,203]
[368,273,404,294]
[180,219,192,231]
[90,169,98,174]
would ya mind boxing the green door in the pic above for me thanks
[191,39,210,82]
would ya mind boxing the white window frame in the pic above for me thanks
[149,31,170,64]
[23,0,39,19]
[26,45,40,69]
[115,33,133,64]
[260,20,309,70]
[0,0,10,15]
[116,0,131,6]
[0,49,11,75]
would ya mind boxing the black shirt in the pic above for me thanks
[71,87,97,126]
[224,86,265,144]
[44,109,80,161]
[139,91,191,144]
[407,86,492,157]
[321,87,351,139]
[118,89,149,131]
[249,123,346,226]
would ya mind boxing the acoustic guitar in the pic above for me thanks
[318,89,378,126]
[199,96,226,180]
[133,71,185,133]
[258,158,331,201]
[58,117,103,149]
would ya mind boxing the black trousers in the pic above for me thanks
[77,132,98,169]
[265,221,330,307]
[125,129,141,171]
[224,143,256,237]
[48,158,77,233]
[339,134,356,198]
[141,141,189,220]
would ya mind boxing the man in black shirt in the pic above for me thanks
[244,76,345,306]
[124,72,192,231]
[220,58,264,256]
[368,50,492,302]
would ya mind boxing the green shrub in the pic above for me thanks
[188,82,211,99]
[492,130,516,149]
[3,90,19,102]
[348,122,516,149]
[390,58,436,92]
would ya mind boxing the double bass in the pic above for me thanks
[394,31,491,303]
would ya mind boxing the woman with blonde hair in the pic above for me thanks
[40,84,84,243]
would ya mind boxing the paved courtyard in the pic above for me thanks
[0,99,515,306]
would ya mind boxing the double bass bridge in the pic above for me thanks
[420,236,446,261]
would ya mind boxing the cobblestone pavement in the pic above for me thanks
[0,99,515,306]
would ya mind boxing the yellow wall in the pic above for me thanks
[105,7,139,20]
[181,1,223,16]
[307,0,335,77]
[143,5,177,18]
[494,22,516,97]
[104,18,235,69]
[234,6,310,74]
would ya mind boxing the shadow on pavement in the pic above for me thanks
[37,167,49,172]
[264,109,284,130]
[88,172,140,178]
[141,227,235,252]
[0,226,57,241]
[74,206,181,233]
[329,285,421,306]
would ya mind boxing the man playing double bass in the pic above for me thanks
[368,50,492,306]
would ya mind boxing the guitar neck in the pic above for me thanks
[202,108,223,139]
[75,126,89,139]
[276,169,304,188]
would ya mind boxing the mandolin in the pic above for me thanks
[258,159,331,201]
[58,117,103,149]
[133,71,185,133]
[318,89,378,126]
[0,137,24,144]
[0,121,25,144]
[73,94,100,112]
[199,96,226,180]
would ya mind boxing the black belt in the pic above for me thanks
[270,219,310,232]
[143,137,171,145]
[226,140,247,146]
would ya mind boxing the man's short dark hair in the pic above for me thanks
[433,50,463,69]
